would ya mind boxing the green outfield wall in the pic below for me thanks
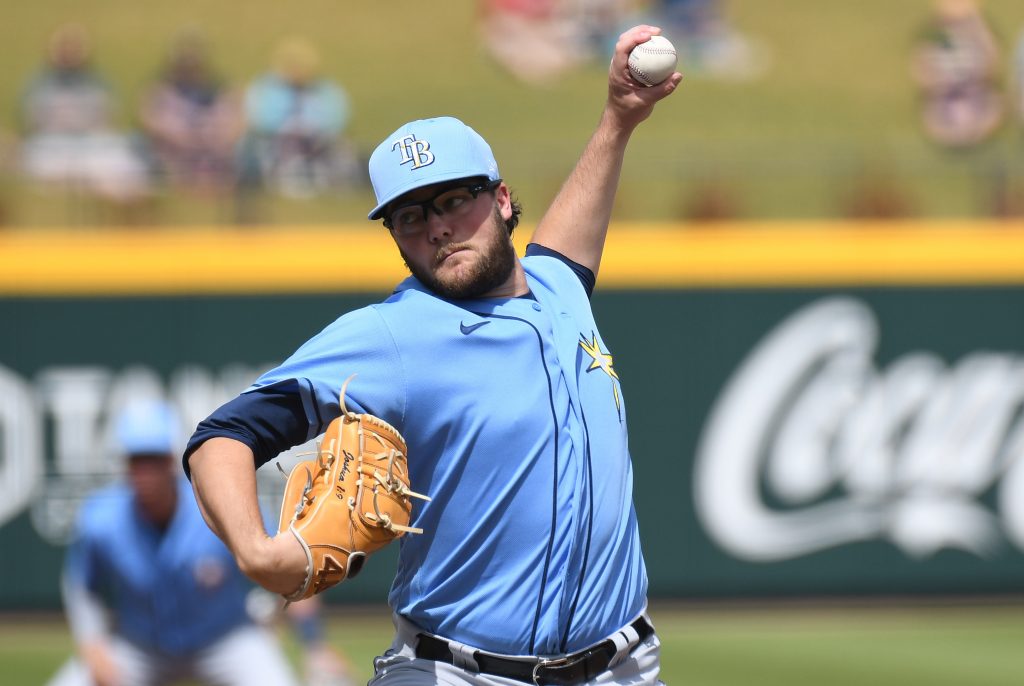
[2,223,1023,609]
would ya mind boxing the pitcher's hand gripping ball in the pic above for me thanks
[628,35,678,86]
[277,377,429,601]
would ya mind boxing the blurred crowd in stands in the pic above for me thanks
[906,0,1024,217]
[0,1,773,227]
[6,23,362,225]
[1,0,1023,227]
[478,0,1024,221]
[478,0,766,87]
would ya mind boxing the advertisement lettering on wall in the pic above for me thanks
[694,297,1024,564]
[1,292,1022,604]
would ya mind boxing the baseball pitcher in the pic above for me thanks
[186,25,681,686]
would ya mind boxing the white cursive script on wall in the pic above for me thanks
[694,296,1024,562]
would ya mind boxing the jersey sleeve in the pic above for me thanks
[251,305,404,418]
[525,243,596,297]
[184,305,405,473]
[64,497,107,593]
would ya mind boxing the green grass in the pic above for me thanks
[4,603,1024,685]
[655,603,1024,686]
[1,1,1023,226]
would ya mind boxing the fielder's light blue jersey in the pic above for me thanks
[65,477,253,655]
[191,250,647,656]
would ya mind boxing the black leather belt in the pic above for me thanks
[415,616,654,685]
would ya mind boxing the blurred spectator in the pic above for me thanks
[910,0,1005,149]
[649,0,765,79]
[139,30,243,195]
[572,0,638,61]
[19,24,150,212]
[46,398,355,686]
[477,0,602,86]
[236,37,359,202]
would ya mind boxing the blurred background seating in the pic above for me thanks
[138,29,243,197]
[0,0,1022,227]
[17,23,151,224]
[235,36,360,222]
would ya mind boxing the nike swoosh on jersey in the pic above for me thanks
[460,321,491,335]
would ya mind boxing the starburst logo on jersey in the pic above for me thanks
[392,134,435,169]
[579,332,622,418]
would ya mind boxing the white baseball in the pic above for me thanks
[627,35,678,87]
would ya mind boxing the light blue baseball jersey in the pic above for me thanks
[187,249,648,656]
[65,477,254,655]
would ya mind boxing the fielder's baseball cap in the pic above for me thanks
[367,116,500,220]
[114,399,180,457]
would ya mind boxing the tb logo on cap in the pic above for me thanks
[392,134,435,169]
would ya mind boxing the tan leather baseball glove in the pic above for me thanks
[277,377,428,602]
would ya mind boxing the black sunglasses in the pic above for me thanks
[382,179,502,232]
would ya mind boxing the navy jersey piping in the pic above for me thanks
[559,405,595,652]
[473,311,559,656]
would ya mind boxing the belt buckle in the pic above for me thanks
[530,649,594,686]
[531,657,566,686]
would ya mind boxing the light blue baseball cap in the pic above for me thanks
[367,116,500,220]
[115,399,180,456]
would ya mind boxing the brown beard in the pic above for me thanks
[399,205,517,299]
